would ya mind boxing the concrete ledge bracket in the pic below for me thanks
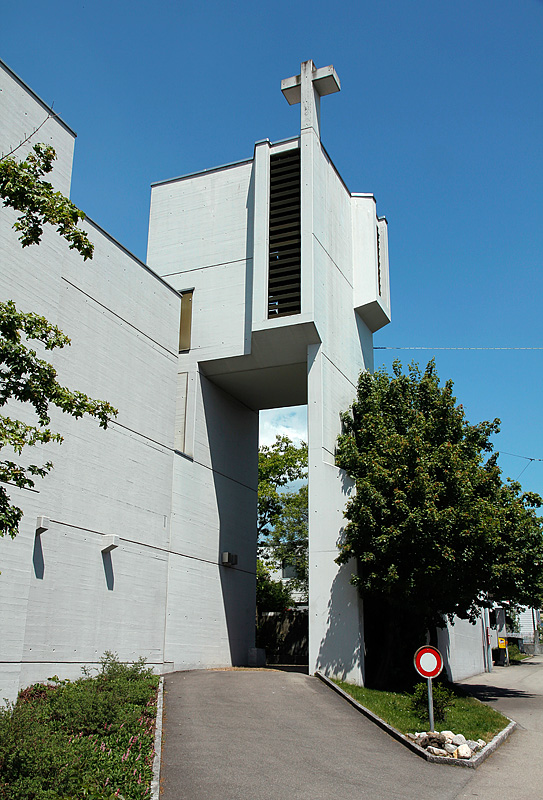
[101,535,119,553]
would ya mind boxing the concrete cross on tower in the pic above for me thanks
[281,60,341,140]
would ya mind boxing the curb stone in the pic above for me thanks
[151,676,164,799]
[315,671,517,768]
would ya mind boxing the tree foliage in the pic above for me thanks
[256,559,294,613]
[258,436,308,596]
[258,435,307,533]
[0,144,116,539]
[261,484,308,597]
[0,143,94,259]
[336,361,543,630]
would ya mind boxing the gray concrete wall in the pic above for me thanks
[0,61,75,195]
[0,61,180,701]
[438,616,489,681]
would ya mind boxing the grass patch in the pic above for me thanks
[0,652,159,800]
[333,679,509,743]
[508,644,530,664]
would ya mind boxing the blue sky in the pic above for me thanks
[2,0,542,497]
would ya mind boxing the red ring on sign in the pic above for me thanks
[414,646,443,679]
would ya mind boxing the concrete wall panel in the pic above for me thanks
[147,163,253,277]
[0,62,75,196]
[438,618,487,681]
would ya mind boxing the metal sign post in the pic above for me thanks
[427,676,434,733]
[414,646,444,732]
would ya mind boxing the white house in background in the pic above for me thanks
[0,58,493,701]
[515,606,541,653]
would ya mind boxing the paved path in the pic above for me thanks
[452,655,543,799]
[159,659,543,800]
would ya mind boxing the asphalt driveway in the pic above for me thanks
[159,657,543,800]
[159,668,472,800]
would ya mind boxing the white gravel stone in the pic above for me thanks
[427,746,448,756]
[456,744,472,759]
[444,743,458,754]
[452,733,467,746]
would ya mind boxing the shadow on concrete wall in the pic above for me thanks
[201,376,258,666]
[437,625,453,681]
[32,534,44,579]
[315,562,364,682]
[102,550,114,591]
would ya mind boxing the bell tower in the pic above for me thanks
[147,60,390,683]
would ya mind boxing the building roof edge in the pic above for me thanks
[0,59,77,139]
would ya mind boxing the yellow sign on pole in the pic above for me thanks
[498,637,507,649]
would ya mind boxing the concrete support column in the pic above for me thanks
[252,139,271,326]
[307,344,365,685]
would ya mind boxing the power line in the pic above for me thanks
[374,346,543,351]
[500,452,543,462]
[498,452,543,482]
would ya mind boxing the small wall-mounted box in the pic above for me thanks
[221,551,238,567]
[101,535,119,554]
[36,516,50,535]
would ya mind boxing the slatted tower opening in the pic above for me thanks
[268,149,301,317]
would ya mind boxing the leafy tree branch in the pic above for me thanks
[0,143,94,259]
[0,144,117,540]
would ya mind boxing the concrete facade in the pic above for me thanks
[1,57,500,699]
[0,61,182,701]
[1,58,392,701]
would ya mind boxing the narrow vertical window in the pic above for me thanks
[268,149,301,317]
[376,227,382,297]
[174,372,188,453]
[179,291,193,351]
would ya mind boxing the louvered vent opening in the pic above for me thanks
[376,227,382,297]
[268,149,301,318]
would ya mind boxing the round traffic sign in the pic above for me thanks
[414,646,443,679]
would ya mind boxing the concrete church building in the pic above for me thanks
[0,59,488,702]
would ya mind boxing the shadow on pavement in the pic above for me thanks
[268,664,309,674]
[458,682,535,701]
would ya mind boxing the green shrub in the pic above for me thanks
[507,643,528,663]
[0,652,158,800]
[411,681,456,722]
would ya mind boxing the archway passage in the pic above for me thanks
[257,407,308,668]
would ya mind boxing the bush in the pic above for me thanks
[507,643,527,663]
[0,652,158,800]
[411,681,456,722]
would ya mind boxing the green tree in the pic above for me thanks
[261,484,308,597]
[335,360,543,687]
[258,435,307,533]
[256,559,293,613]
[258,436,308,596]
[0,144,116,539]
